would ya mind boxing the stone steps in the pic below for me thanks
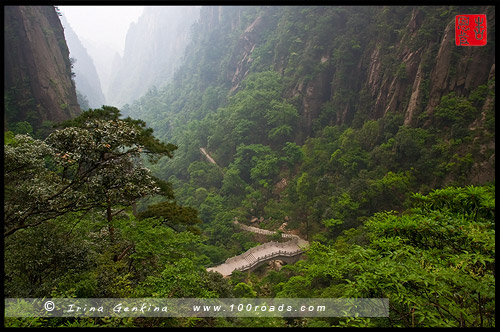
[207,220,309,276]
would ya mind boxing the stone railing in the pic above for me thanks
[234,247,304,272]
[206,220,309,276]
[223,239,300,266]
[234,220,302,240]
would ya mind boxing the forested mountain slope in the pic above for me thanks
[4,5,495,328]
[4,5,80,133]
[122,5,494,239]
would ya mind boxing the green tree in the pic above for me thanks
[137,200,202,234]
[4,134,67,237]
[281,141,304,167]
[188,161,223,189]
[4,107,177,239]
[4,214,93,297]
[393,126,430,164]
[265,100,299,146]
[221,168,248,198]
[233,282,257,298]
[11,121,33,136]
[136,258,220,298]
[434,92,478,127]
[277,185,495,327]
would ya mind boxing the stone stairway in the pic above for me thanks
[206,221,309,276]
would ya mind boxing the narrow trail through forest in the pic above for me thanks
[200,147,224,175]
[200,147,217,165]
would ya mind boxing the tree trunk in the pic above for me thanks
[132,201,138,217]
[107,199,114,243]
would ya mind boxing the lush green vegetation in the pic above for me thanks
[5,5,495,328]
[275,185,495,327]
[4,127,495,327]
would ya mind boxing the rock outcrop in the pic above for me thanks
[217,6,495,136]
[4,6,80,130]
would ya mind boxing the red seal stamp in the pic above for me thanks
[455,14,487,46]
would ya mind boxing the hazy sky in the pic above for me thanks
[58,6,145,56]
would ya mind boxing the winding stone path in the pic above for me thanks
[200,147,218,165]
[206,220,309,276]
[200,147,224,175]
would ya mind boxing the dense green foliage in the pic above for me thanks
[274,186,495,327]
[5,5,495,329]
[4,109,238,327]
[120,6,494,246]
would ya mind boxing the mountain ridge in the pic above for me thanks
[106,6,200,107]
[60,15,106,109]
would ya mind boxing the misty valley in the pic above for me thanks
[3,5,495,328]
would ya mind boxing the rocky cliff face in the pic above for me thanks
[106,6,200,107]
[175,5,494,184]
[216,6,494,137]
[60,16,106,109]
[120,5,494,189]
[4,6,80,130]
[359,6,495,127]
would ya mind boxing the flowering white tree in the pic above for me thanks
[4,107,177,238]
